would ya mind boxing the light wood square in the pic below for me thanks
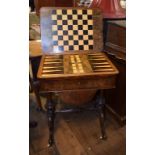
[53,46,59,52]
[82,15,88,20]
[72,15,78,20]
[77,10,82,15]
[58,40,63,46]
[89,40,94,45]
[73,70,78,73]
[53,35,58,40]
[67,9,72,14]
[78,63,82,67]
[68,20,73,25]
[73,35,78,40]
[88,30,93,35]
[79,69,84,73]
[79,66,83,70]
[78,20,83,25]
[78,30,83,35]
[79,40,84,45]
[72,64,76,67]
[83,25,88,30]
[57,20,63,25]
[74,45,79,50]
[68,30,73,35]
[51,15,57,20]
[52,25,58,31]
[57,9,62,15]
[63,25,68,30]
[63,35,69,40]
[88,20,93,25]
[87,10,93,15]
[73,25,78,30]
[83,35,88,40]
[58,30,63,35]
[68,40,73,45]
[75,55,79,58]
[77,60,81,63]
[84,45,89,50]
[64,46,69,51]
[62,15,67,20]
[71,57,75,61]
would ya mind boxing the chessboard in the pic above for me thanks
[50,9,94,52]
[40,8,103,53]
[37,52,118,79]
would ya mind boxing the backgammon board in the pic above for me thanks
[37,51,118,91]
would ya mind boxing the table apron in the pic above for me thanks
[39,76,116,92]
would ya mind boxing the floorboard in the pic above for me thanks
[29,93,126,155]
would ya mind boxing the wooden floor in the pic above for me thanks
[29,93,126,155]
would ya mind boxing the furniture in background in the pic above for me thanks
[78,0,126,12]
[29,12,40,40]
[104,20,126,125]
[29,41,42,110]
[37,7,118,146]
[104,20,126,59]
[29,0,35,12]
[34,0,79,15]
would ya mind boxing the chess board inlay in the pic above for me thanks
[50,9,94,52]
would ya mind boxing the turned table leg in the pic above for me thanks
[98,90,107,140]
[47,93,56,147]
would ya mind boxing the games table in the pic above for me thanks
[37,7,119,146]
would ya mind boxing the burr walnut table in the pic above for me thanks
[37,51,119,146]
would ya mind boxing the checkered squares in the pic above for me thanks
[50,9,94,52]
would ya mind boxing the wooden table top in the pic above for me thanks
[37,51,118,80]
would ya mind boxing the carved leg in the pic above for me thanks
[47,93,56,147]
[98,90,107,140]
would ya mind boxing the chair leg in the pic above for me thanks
[47,93,56,147]
[98,90,107,140]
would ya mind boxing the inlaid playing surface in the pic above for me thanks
[38,52,118,78]
[40,7,103,53]
[51,9,94,52]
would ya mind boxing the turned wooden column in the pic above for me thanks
[46,93,57,147]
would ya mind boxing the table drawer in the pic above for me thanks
[39,76,117,92]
